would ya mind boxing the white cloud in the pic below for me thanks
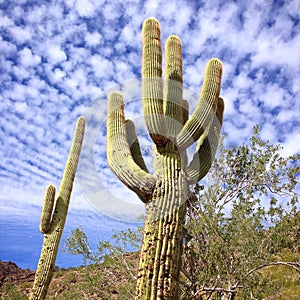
[12,65,31,81]
[75,0,96,17]
[19,47,41,67]
[0,14,13,27]
[9,26,32,44]
[90,54,114,78]
[1,38,17,56]
[121,25,135,42]
[260,122,277,143]
[281,131,300,157]
[101,2,121,21]
[252,34,300,69]
[50,68,67,83]
[85,31,102,46]
[286,0,300,18]
[277,108,299,123]
[14,101,28,114]
[46,45,67,64]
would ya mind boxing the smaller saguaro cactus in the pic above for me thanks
[29,116,85,300]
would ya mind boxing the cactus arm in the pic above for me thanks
[125,119,149,172]
[176,58,222,150]
[107,92,156,202]
[39,184,56,234]
[163,35,183,139]
[186,97,224,184]
[142,17,168,147]
[57,116,85,201]
[30,116,85,300]
[182,99,189,125]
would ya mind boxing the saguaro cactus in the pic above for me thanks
[107,18,224,299]
[30,116,85,300]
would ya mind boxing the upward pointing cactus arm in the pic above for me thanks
[39,184,56,234]
[29,116,85,300]
[176,58,223,150]
[125,119,149,172]
[142,17,167,147]
[106,92,156,203]
[163,35,184,139]
[187,96,224,184]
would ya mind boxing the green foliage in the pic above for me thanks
[64,226,142,299]
[63,226,98,265]
[64,226,142,265]
[1,283,27,300]
[181,126,300,299]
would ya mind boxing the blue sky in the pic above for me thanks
[0,0,300,264]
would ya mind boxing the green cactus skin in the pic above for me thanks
[107,17,224,300]
[29,116,85,300]
[39,184,56,234]
[186,97,224,184]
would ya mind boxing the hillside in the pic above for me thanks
[0,252,139,300]
[0,249,299,299]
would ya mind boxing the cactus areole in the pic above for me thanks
[107,18,224,299]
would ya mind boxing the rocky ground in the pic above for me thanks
[0,260,35,286]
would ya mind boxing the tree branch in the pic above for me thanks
[241,261,300,284]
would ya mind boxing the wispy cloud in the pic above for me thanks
[0,0,299,223]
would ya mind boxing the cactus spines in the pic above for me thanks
[107,17,224,300]
[30,116,85,300]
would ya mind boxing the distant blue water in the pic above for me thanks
[0,209,140,270]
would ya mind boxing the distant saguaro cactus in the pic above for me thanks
[29,116,85,300]
[107,17,224,299]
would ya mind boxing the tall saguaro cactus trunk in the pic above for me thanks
[107,18,224,299]
[29,116,85,300]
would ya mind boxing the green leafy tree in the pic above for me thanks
[180,126,300,299]
[64,226,143,299]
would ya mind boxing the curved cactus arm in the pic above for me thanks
[107,92,156,203]
[125,119,148,172]
[176,58,223,150]
[186,97,224,184]
[29,116,85,300]
[182,99,189,125]
[163,35,184,140]
[39,184,56,234]
[142,17,168,147]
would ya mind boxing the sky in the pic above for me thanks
[0,0,300,266]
